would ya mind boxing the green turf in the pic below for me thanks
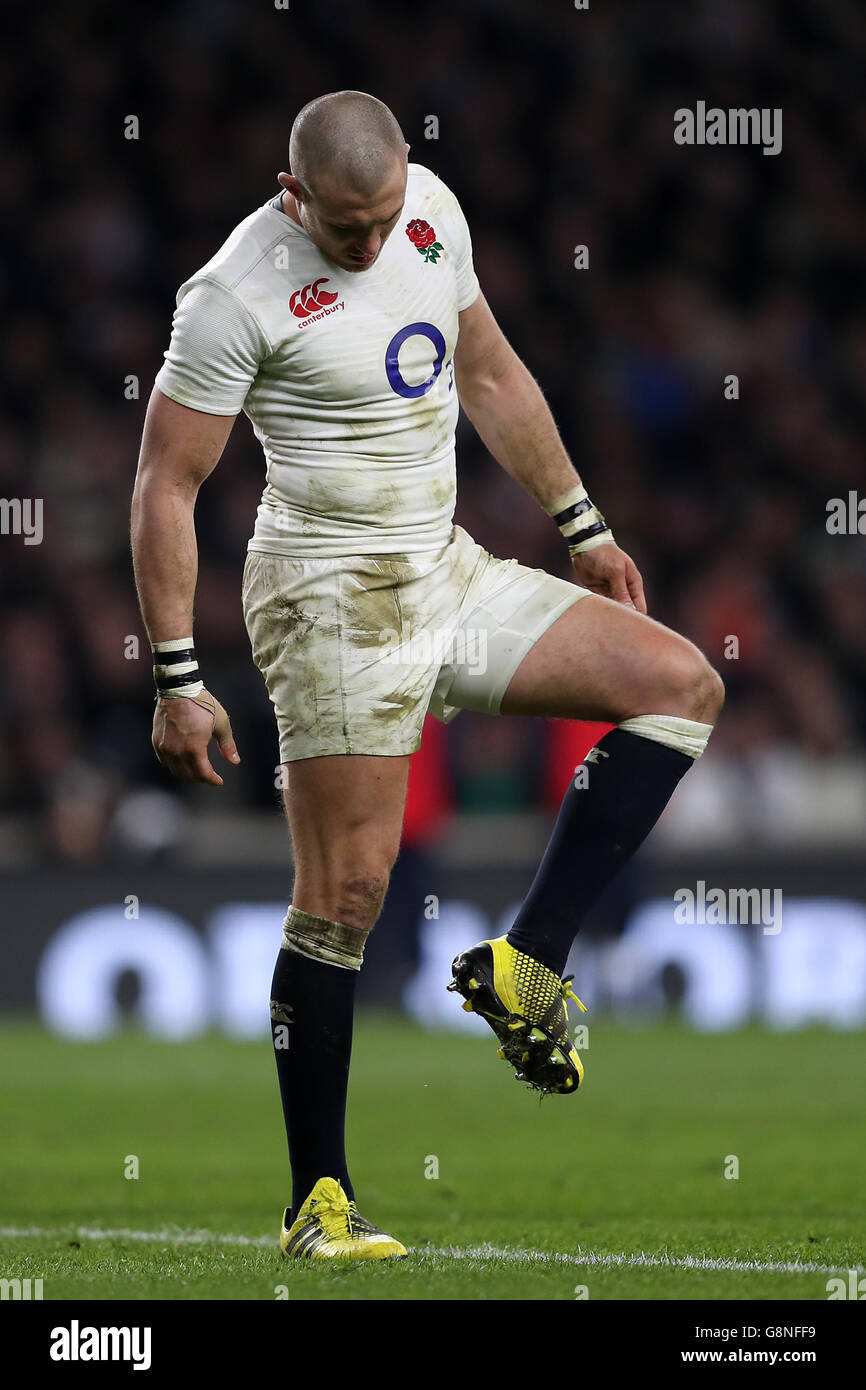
[0,1018,864,1300]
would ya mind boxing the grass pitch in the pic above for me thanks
[1,1018,864,1300]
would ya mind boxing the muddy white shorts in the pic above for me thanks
[242,524,590,762]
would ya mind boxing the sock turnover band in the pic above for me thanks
[281,905,367,972]
[617,713,713,760]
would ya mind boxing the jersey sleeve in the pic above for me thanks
[437,178,481,312]
[154,278,270,415]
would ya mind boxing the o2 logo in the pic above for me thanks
[386,322,452,399]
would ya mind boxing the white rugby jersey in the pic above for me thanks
[155,163,480,556]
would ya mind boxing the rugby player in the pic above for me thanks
[131,91,723,1261]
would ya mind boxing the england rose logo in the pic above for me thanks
[406,218,443,263]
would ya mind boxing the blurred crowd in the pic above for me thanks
[2,0,865,858]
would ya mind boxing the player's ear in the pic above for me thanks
[278,172,307,206]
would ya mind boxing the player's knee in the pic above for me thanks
[334,867,392,932]
[652,642,724,724]
[295,830,400,932]
[669,647,724,723]
[699,663,725,723]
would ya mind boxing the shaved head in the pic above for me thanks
[279,92,409,272]
[290,90,407,198]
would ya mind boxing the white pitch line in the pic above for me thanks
[0,1225,273,1248]
[0,1226,860,1276]
[424,1243,864,1277]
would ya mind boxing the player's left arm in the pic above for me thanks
[454,292,646,613]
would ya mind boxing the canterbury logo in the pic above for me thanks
[289,278,338,317]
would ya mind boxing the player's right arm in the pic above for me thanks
[131,386,241,786]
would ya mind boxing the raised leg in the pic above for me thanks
[501,594,724,974]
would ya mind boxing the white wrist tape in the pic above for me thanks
[546,484,614,554]
[152,636,204,699]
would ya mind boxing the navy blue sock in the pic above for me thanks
[507,728,695,976]
[271,945,357,1219]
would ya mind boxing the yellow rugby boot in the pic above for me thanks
[448,936,587,1095]
[280,1177,407,1261]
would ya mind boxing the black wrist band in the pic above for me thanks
[151,638,203,698]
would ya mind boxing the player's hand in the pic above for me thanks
[570,542,647,614]
[152,688,241,787]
